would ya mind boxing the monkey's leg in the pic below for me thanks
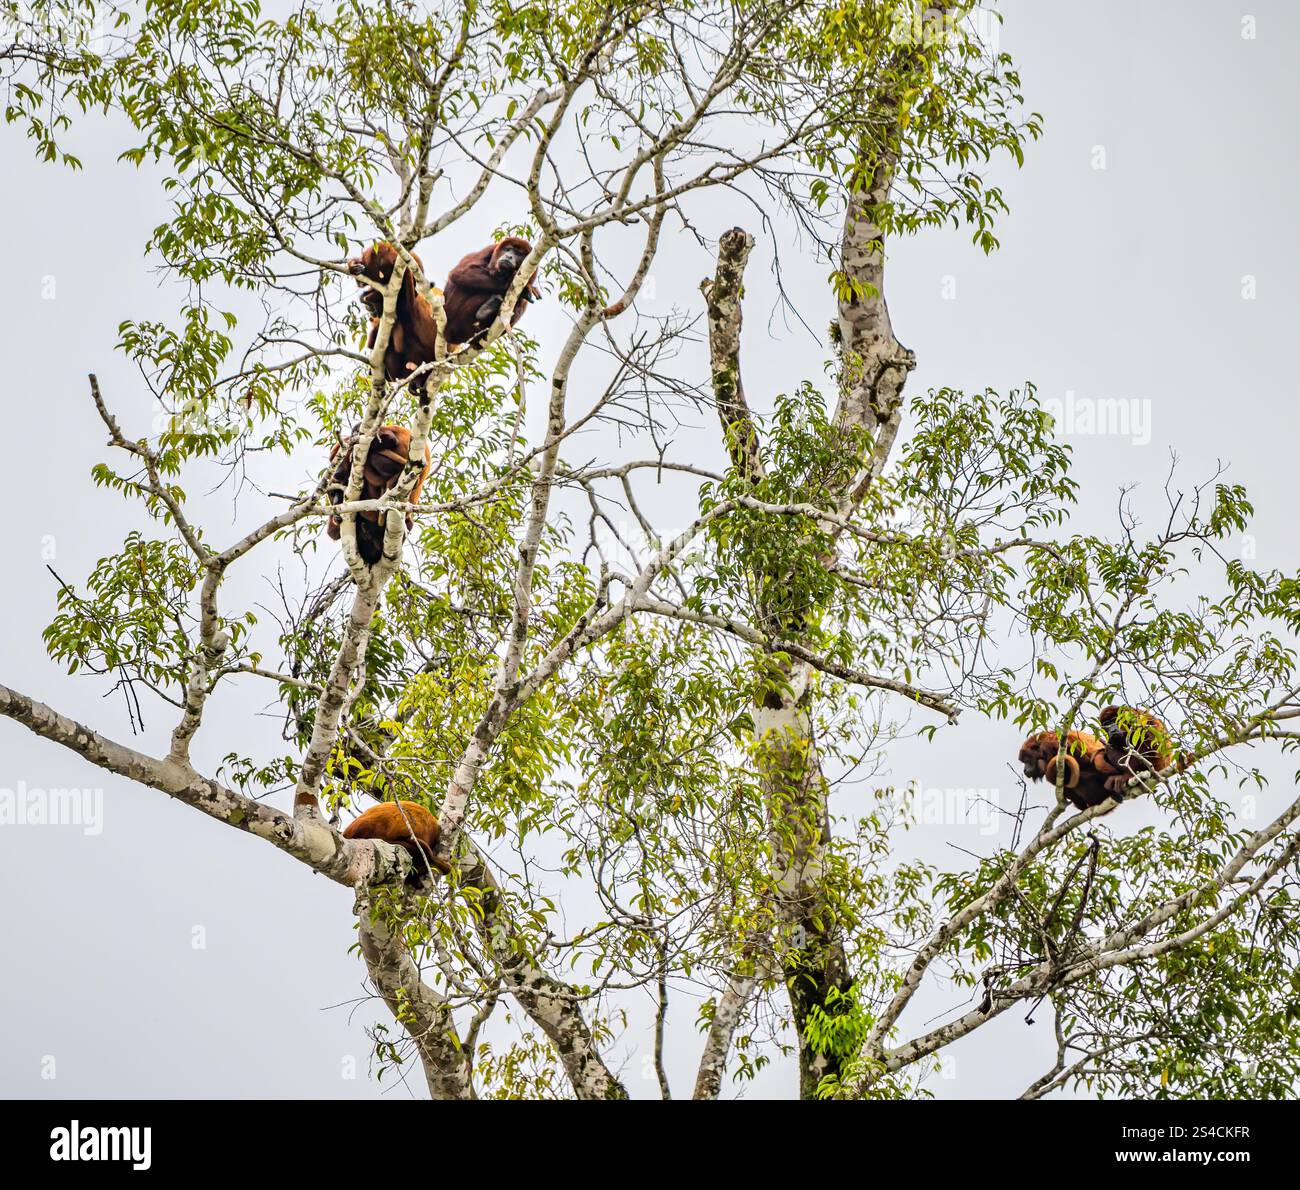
[474,294,504,323]
[1102,774,1130,799]
[1094,749,1123,775]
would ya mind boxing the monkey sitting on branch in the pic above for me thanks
[346,242,442,383]
[325,424,430,565]
[439,236,542,345]
[346,237,541,381]
[1017,706,1174,810]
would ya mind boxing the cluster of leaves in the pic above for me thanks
[43,532,203,699]
[760,1,1042,252]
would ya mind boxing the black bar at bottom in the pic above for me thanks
[0,1098,1290,1176]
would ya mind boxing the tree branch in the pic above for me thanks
[354,891,474,1100]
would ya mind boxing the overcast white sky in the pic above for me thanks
[2,2,1297,1099]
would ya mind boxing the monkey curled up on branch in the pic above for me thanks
[325,424,431,565]
[346,237,541,381]
[343,800,451,882]
[1018,706,1174,810]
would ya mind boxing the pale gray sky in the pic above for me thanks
[2,2,1296,1099]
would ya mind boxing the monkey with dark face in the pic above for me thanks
[1093,705,1174,795]
[440,236,541,345]
[325,424,431,565]
[1018,729,1112,810]
[346,242,442,382]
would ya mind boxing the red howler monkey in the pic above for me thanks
[346,242,442,383]
[1092,705,1174,795]
[441,236,541,345]
[1018,729,1112,810]
[326,424,431,565]
[1018,707,1175,809]
[343,800,451,878]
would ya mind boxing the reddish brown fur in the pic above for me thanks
[346,242,443,382]
[1018,706,1175,809]
[325,424,431,565]
[1093,705,1174,795]
[343,800,450,876]
[1018,728,1112,810]
[440,236,541,345]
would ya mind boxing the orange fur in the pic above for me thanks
[343,800,450,876]
[1018,729,1111,809]
[347,238,541,377]
[441,236,541,345]
[1018,707,1175,809]
[346,242,443,382]
[1096,705,1173,794]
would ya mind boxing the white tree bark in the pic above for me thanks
[354,891,474,1100]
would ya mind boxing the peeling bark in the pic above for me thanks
[700,229,854,1099]
[753,677,854,1100]
[457,851,630,1101]
[693,955,764,1100]
[701,227,764,484]
[354,891,474,1100]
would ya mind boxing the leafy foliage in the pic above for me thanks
[5,0,1299,1100]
